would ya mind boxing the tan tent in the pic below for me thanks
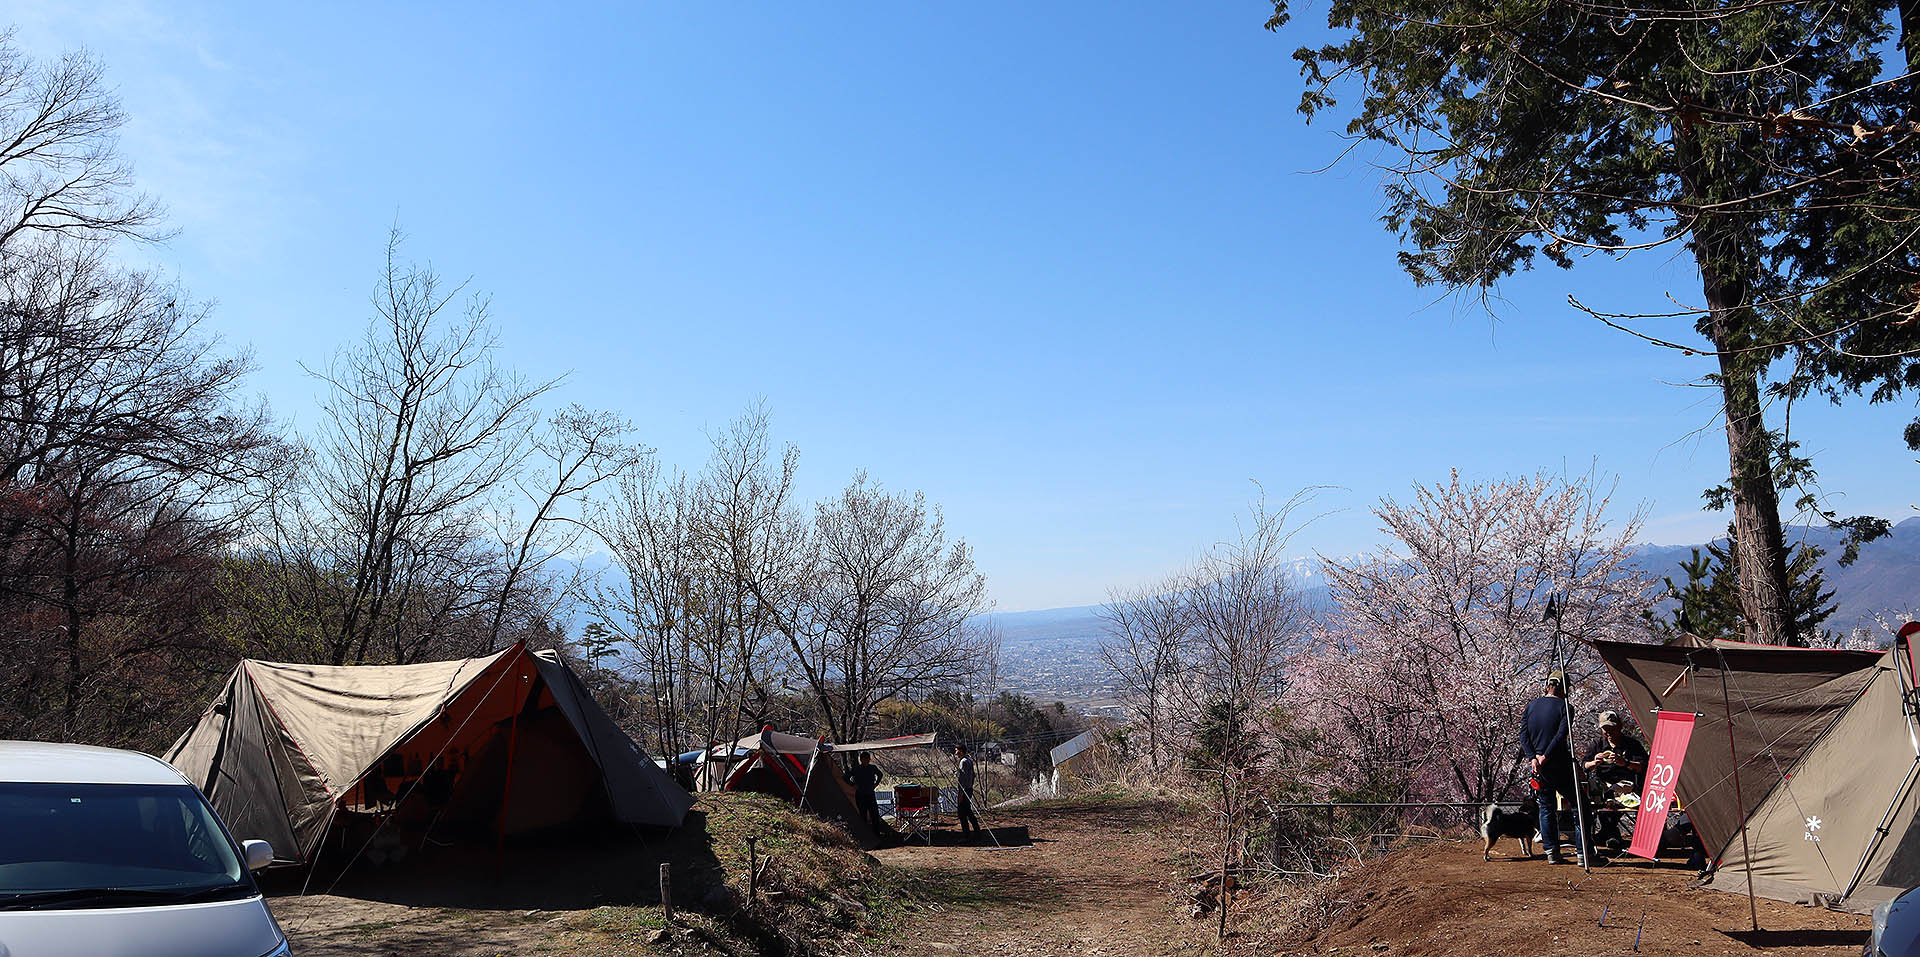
[165,642,692,865]
[1707,645,1920,911]
[1592,638,1883,864]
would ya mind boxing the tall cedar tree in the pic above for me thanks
[1269,0,1920,644]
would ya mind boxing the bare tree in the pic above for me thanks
[486,405,645,648]
[589,454,700,758]
[0,33,163,251]
[308,230,554,664]
[1097,576,1190,771]
[691,403,807,765]
[781,473,990,745]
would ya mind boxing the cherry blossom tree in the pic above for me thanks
[1284,470,1658,805]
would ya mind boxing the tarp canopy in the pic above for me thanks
[709,730,939,757]
[830,732,940,753]
[1593,639,1884,865]
[718,733,880,849]
[166,643,691,865]
[1049,730,1095,768]
[1707,646,1920,911]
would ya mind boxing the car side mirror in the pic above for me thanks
[242,840,273,871]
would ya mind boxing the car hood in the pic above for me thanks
[0,895,282,957]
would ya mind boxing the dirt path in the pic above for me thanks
[872,798,1206,957]
[1259,841,1874,957]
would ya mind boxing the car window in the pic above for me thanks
[0,782,252,903]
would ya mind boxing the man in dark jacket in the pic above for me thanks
[1521,671,1594,865]
[848,752,885,832]
[954,745,981,837]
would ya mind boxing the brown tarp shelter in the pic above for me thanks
[1707,644,1920,911]
[1593,638,1884,867]
[165,642,692,865]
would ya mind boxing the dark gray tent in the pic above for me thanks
[165,642,691,865]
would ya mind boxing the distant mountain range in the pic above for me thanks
[985,515,1920,651]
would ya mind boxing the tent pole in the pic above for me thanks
[1843,756,1920,900]
[495,664,525,872]
[1721,659,1759,932]
[1547,600,1591,873]
[1560,672,1591,873]
[798,739,822,812]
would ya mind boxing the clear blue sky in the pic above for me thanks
[14,2,1918,611]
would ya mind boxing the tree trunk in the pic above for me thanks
[1681,126,1798,646]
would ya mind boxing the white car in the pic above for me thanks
[0,741,289,957]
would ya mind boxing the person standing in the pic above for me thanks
[1521,671,1595,865]
[848,752,886,832]
[954,745,981,837]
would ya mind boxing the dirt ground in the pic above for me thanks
[1257,841,1873,957]
[870,797,1208,957]
[267,797,1879,957]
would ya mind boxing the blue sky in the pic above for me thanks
[13,2,1918,611]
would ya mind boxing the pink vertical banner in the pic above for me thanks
[1628,711,1697,860]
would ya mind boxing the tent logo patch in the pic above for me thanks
[1805,816,1823,843]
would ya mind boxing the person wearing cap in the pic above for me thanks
[1583,710,1649,851]
[1521,671,1595,865]
[1583,710,1648,791]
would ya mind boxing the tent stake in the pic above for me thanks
[1720,659,1758,932]
[746,837,758,901]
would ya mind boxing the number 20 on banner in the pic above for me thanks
[1628,712,1697,861]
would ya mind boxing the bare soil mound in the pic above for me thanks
[1256,842,1871,957]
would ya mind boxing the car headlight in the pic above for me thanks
[261,939,291,957]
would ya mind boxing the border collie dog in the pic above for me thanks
[1481,799,1540,861]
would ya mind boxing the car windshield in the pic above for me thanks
[0,782,253,908]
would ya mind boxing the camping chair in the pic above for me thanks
[890,784,936,844]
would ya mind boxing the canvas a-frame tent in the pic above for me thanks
[1596,636,1920,912]
[165,642,692,865]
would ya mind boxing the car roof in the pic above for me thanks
[0,741,192,786]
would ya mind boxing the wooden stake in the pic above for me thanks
[747,838,758,900]
[660,862,673,922]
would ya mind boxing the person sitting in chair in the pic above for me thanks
[1583,710,1648,790]
[1584,710,1648,850]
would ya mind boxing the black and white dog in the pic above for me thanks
[1480,798,1540,861]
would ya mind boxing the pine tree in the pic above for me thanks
[1648,530,1839,645]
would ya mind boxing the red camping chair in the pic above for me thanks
[890,784,936,844]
